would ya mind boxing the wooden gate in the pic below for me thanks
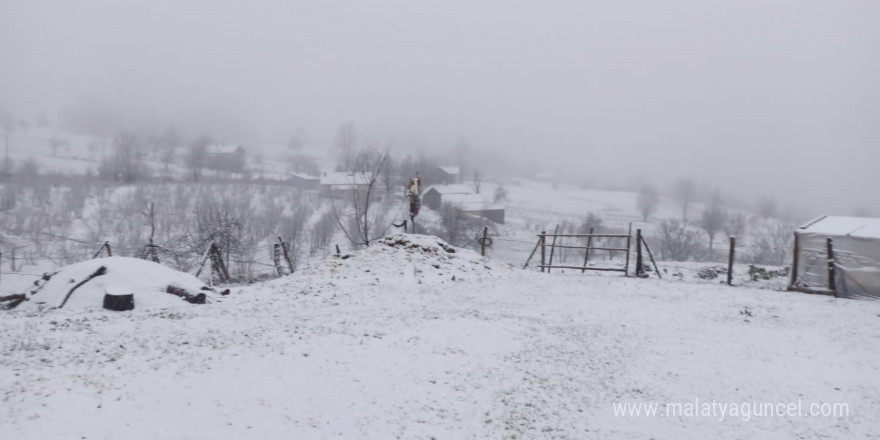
[523,229,632,276]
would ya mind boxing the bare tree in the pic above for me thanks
[309,211,335,255]
[333,146,392,246]
[493,183,509,204]
[159,126,179,173]
[185,136,210,182]
[579,212,603,233]
[636,183,659,221]
[335,121,356,171]
[99,131,146,183]
[750,221,794,265]
[673,178,697,221]
[1,111,15,177]
[723,211,747,239]
[757,196,778,219]
[699,189,725,251]
[657,219,705,261]
[436,202,483,247]
[382,155,397,197]
[279,204,309,270]
[471,168,483,194]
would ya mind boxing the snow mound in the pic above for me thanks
[296,234,511,286]
[15,257,221,311]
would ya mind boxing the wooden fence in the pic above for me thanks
[523,228,632,275]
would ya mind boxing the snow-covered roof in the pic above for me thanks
[425,184,473,195]
[320,171,371,186]
[439,166,460,175]
[799,216,880,239]
[289,172,319,180]
[442,193,488,211]
[206,144,243,154]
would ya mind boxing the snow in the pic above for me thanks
[441,192,491,210]
[2,236,879,439]
[319,171,371,186]
[799,215,880,239]
[424,183,474,195]
[15,257,220,311]
[439,166,460,175]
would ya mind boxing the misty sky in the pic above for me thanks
[1,0,878,215]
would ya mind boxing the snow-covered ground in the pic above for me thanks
[2,235,878,439]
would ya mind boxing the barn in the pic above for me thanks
[318,171,371,198]
[789,216,880,299]
[422,184,505,224]
[290,172,319,190]
[437,166,461,184]
[206,145,247,173]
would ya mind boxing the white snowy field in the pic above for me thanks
[2,236,879,439]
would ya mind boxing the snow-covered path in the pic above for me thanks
[2,253,880,439]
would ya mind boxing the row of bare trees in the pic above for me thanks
[0,174,341,281]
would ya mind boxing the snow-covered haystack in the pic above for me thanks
[297,234,511,285]
[12,257,222,311]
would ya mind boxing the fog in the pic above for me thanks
[1,0,878,217]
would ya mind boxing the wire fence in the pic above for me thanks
[0,230,338,296]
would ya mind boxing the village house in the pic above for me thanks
[422,184,505,224]
[206,145,247,173]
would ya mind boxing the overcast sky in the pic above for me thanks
[1,0,878,216]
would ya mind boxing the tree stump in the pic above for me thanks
[103,293,134,311]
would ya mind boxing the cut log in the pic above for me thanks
[0,293,27,309]
[166,285,207,304]
[103,293,135,311]
[0,293,25,303]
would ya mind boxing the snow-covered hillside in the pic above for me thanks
[2,235,877,439]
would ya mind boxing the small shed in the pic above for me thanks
[206,145,247,173]
[290,172,319,190]
[422,185,505,224]
[789,216,880,299]
[438,166,461,184]
[319,171,371,198]
[423,184,474,210]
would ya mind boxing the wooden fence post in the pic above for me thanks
[522,237,541,269]
[92,241,111,259]
[789,232,800,290]
[727,236,735,286]
[826,237,836,294]
[481,226,488,257]
[624,223,632,277]
[635,229,643,277]
[278,236,294,274]
[540,230,546,273]
[272,243,285,277]
[547,225,559,273]
[581,227,594,273]
[209,243,230,283]
[641,235,662,279]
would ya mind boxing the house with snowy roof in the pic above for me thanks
[422,184,505,224]
[289,172,319,190]
[206,144,246,173]
[437,166,461,184]
[318,171,372,198]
